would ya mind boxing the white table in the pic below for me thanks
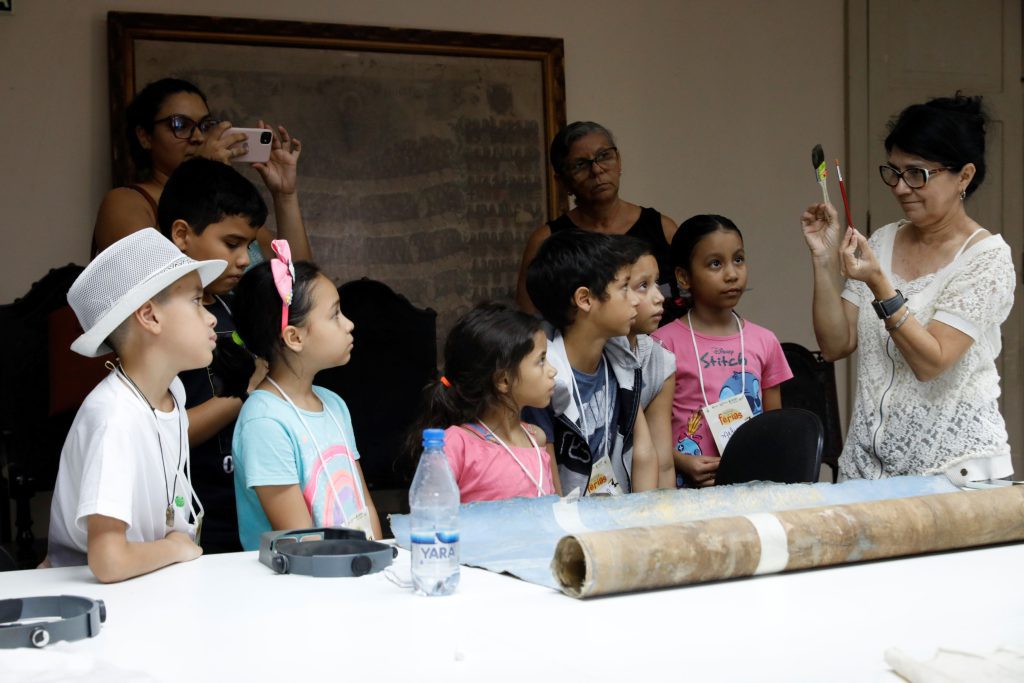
[1,544,1022,682]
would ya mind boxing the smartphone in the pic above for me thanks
[226,127,273,163]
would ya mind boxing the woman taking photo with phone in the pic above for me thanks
[800,93,1015,485]
[92,77,310,262]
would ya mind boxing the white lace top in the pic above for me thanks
[840,221,1016,480]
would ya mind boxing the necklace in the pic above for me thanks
[263,377,370,528]
[566,356,611,460]
[113,363,184,528]
[477,420,545,497]
[686,310,745,407]
[578,198,628,232]
[214,295,232,316]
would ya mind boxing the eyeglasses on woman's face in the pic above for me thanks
[153,114,220,140]
[879,164,950,189]
[566,147,619,179]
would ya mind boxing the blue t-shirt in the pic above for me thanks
[524,356,620,494]
[232,386,366,550]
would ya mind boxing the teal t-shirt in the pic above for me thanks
[245,240,264,271]
[232,386,366,550]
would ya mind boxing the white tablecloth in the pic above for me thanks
[1,544,1022,682]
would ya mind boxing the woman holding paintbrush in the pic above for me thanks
[800,94,1015,484]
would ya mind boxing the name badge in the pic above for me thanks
[345,510,375,540]
[586,454,622,496]
[189,513,204,547]
[701,393,754,454]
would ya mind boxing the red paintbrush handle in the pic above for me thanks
[838,180,854,228]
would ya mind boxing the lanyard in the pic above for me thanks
[214,294,232,316]
[114,366,204,530]
[687,310,745,408]
[567,356,611,461]
[264,378,368,521]
[477,420,545,496]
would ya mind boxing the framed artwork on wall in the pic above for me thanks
[107,11,567,338]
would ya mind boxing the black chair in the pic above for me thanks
[780,342,843,482]
[315,279,437,534]
[0,264,110,565]
[0,546,17,572]
[716,408,823,486]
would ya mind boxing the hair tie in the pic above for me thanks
[440,376,452,389]
[270,240,296,332]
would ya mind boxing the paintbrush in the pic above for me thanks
[811,144,830,205]
[834,158,854,228]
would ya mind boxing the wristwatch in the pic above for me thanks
[872,290,907,319]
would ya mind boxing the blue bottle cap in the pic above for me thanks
[422,428,445,446]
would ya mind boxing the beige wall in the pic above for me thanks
[0,0,846,401]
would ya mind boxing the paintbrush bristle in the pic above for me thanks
[811,144,827,182]
[811,144,825,169]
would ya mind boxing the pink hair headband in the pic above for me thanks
[270,240,295,332]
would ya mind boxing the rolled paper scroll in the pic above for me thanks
[552,486,1024,598]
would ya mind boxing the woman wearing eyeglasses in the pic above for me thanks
[800,94,1015,483]
[515,121,678,316]
[91,78,310,262]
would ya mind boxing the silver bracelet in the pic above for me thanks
[885,307,911,332]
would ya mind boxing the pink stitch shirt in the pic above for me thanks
[653,318,793,460]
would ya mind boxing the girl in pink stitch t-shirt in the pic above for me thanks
[653,215,792,488]
[411,304,561,503]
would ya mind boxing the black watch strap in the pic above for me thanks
[872,290,906,319]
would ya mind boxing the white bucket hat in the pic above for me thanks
[68,228,227,357]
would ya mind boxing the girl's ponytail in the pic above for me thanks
[405,375,482,459]
[405,303,543,460]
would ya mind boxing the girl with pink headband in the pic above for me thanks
[228,241,380,549]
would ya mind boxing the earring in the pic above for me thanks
[960,189,966,201]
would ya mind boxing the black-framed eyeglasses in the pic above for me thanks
[879,164,949,189]
[566,147,619,179]
[153,114,220,140]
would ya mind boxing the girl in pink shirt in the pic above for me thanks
[414,304,561,503]
[652,215,793,488]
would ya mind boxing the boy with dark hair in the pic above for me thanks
[524,229,659,496]
[157,156,270,240]
[48,229,225,581]
[157,157,310,552]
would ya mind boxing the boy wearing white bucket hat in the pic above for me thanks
[47,229,227,582]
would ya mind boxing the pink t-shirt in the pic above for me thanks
[652,317,793,459]
[444,424,555,503]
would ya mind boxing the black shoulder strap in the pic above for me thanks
[547,213,577,234]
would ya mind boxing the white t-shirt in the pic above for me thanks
[47,372,196,567]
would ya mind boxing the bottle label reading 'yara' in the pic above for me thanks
[411,531,460,565]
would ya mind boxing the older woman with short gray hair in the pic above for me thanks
[515,121,678,315]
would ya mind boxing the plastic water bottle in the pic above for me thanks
[409,428,460,596]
